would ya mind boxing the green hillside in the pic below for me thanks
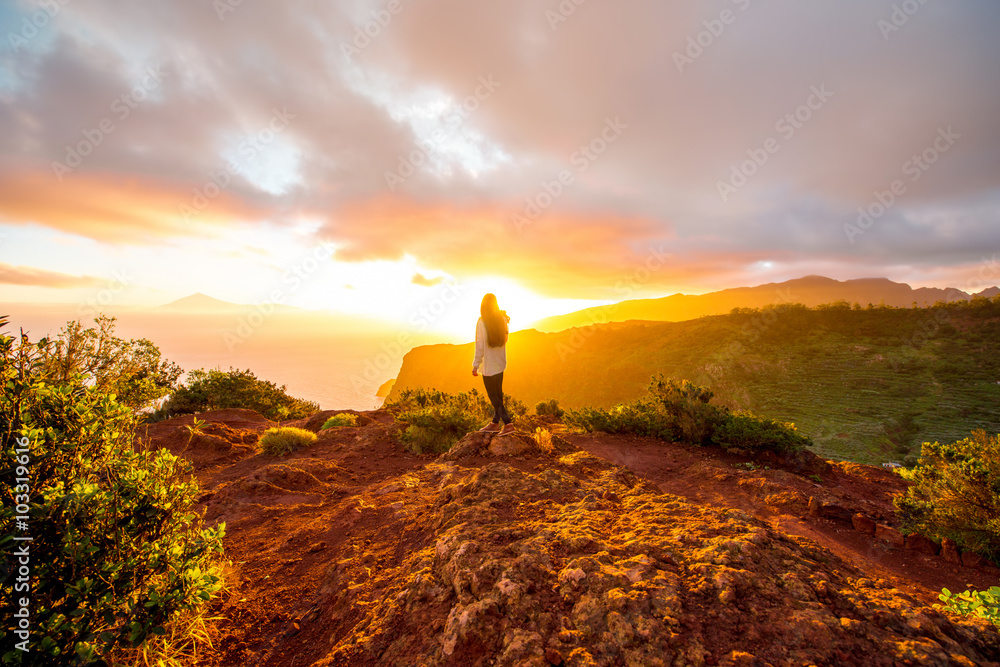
[388,299,1000,464]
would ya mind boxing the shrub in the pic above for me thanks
[386,388,527,454]
[321,413,358,429]
[533,427,554,454]
[895,430,1000,562]
[258,427,317,456]
[0,317,225,665]
[152,367,319,422]
[535,398,565,419]
[566,375,810,454]
[711,411,812,454]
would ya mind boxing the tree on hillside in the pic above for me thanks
[896,429,1000,562]
[0,316,225,665]
[38,315,182,410]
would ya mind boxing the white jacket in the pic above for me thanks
[473,317,507,376]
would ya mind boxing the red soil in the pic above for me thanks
[142,409,1000,666]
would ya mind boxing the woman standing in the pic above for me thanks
[472,293,515,435]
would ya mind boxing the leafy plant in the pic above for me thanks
[258,427,318,456]
[895,430,1000,562]
[321,413,358,429]
[152,367,319,422]
[184,417,208,451]
[938,586,1000,629]
[0,317,225,665]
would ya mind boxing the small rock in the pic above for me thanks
[545,648,563,665]
[903,533,939,556]
[852,513,877,536]
[941,538,962,564]
[808,497,853,522]
[874,524,904,548]
[307,541,327,553]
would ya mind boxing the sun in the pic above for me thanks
[429,276,600,342]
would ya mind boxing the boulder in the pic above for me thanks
[962,552,988,569]
[874,524,904,548]
[487,433,535,457]
[807,497,854,523]
[904,533,940,556]
[941,538,962,564]
[852,513,877,536]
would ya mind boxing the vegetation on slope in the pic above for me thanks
[0,317,225,666]
[389,299,1000,463]
[566,375,811,454]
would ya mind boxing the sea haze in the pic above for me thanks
[2,301,456,411]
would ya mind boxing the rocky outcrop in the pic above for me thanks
[311,462,999,666]
[144,411,1000,667]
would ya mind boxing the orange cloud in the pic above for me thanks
[325,195,675,299]
[0,262,103,288]
[0,168,264,243]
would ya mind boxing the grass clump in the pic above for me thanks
[566,374,811,454]
[258,426,317,456]
[386,387,527,454]
[321,413,358,429]
[895,429,1000,563]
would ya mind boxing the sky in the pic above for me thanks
[1,0,999,337]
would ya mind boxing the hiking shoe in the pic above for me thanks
[479,422,501,432]
[498,423,517,436]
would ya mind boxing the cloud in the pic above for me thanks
[0,168,260,243]
[0,262,102,288]
[411,273,443,287]
[0,0,998,300]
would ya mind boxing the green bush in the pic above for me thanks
[566,375,811,454]
[386,388,527,454]
[258,427,317,456]
[0,317,225,665]
[712,410,812,454]
[152,367,319,422]
[535,398,565,419]
[895,430,1000,562]
[321,413,358,429]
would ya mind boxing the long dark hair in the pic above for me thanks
[480,293,508,348]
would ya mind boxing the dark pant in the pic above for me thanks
[482,372,511,425]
